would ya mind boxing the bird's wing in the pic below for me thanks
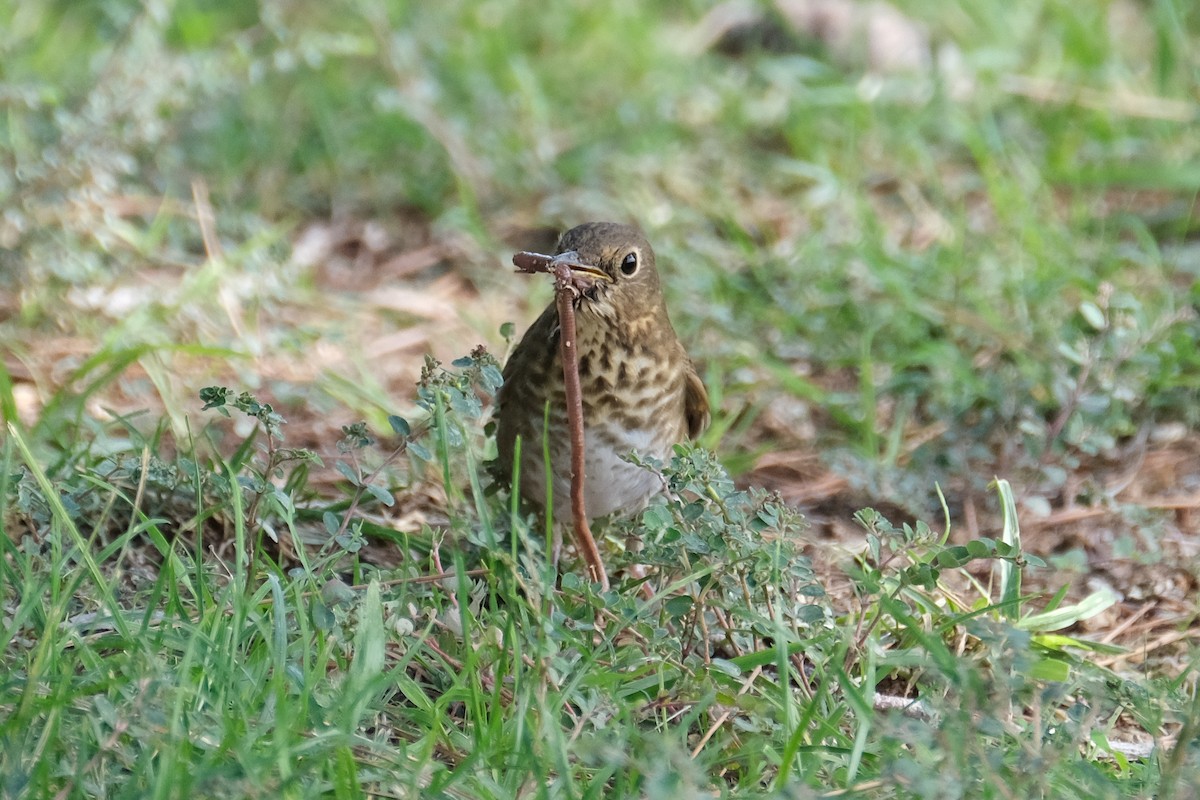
[684,360,710,440]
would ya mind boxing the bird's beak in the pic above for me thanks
[552,251,613,283]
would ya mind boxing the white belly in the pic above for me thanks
[579,429,664,519]
[520,426,667,521]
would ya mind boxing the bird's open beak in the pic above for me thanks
[552,251,613,283]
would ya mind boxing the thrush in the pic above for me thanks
[495,222,709,521]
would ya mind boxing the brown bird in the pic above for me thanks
[495,222,709,521]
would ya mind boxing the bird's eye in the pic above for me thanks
[620,252,639,276]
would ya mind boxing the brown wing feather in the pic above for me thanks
[495,303,560,482]
[683,360,710,440]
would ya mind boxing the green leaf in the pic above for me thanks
[641,504,672,530]
[322,578,357,606]
[964,539,994,558]
[866,533,881,564]
[388,415,411,436]
[796,604,826,623]
[335,460,360,486]
[1029,656,1071,682]
[310,599,335,631]
[709,658,742,677]
[199,386,230,410]
[665,595,693,618]
[366,483,395,507]
[994,478,1021,617]
[345,580,386,725]
[936,546,969,568]
[1017,588,1119,633]
[1079,301,1106,330]
[1032,633,1126,655]
[481,364,504,392]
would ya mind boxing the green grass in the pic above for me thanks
[3,384,1181,798]
[3,0,1200,796]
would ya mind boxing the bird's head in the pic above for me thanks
[551,222,663,317]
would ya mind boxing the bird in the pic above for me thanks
[495,222,709,521]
